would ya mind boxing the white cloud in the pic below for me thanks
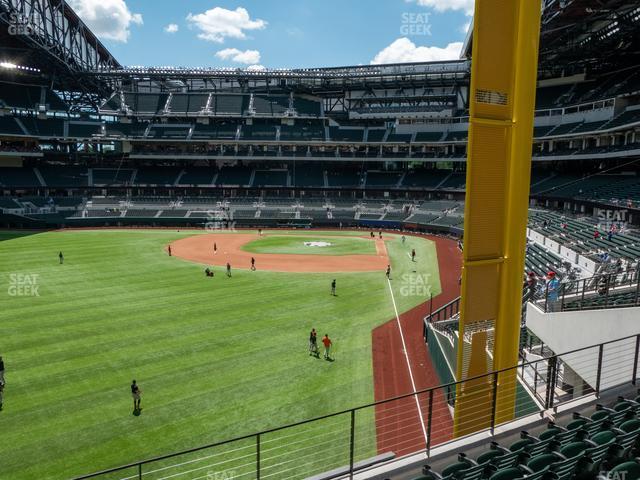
[67,0,142,43]
[371,38,463,64]
[215,48,261,65]
[460,21,471,35]
[413,0,475,16]
[164,23,179,34]
[246,64,266,71]
[186,7,266,43]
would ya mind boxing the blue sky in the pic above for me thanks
[67,0,474,68]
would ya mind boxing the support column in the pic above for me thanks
[454,0,542,437]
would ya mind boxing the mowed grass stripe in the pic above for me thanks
[0,230,440,479]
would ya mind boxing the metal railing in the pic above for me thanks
[534,269,640,313]
[74,333,640,480]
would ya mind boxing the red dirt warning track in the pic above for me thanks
[372,234,461,457]
[169,233,389,273]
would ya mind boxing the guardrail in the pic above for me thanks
[74,332,640,480]
[534,268,640,313]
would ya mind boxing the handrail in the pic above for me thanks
[74,331,640,479]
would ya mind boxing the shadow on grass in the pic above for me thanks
[0,229,48,242]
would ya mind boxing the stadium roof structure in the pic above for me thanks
[0,0,120,108]
[1,0,638,113]
[462,0,640,78]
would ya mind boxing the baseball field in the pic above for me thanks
[0,228,442,480]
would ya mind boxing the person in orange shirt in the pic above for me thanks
[322,334,332,360]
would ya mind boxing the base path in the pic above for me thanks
[372,234,461,457]
[169,233,389,273]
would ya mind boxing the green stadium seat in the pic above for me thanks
[477,442,522,470]
[488,467,525,480]
[584,430,617,472]
[602,460,640,480]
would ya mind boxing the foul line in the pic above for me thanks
[386,278,429,445]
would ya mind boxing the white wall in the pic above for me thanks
[526,303,640,390]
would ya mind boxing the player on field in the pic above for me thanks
[0,356,4,383]
[131,380,142,412]
[402,235,406,244]
[309,328,318,356]
[411,249,416,262]
[59,251,64,264]
[214,243,217,255]
[322,334,333,360]
[226,262,232,277]
[0,380,4,411]
[251,257,256,271]
[386,265,391,279]
[331,279,336,296]
[168,245,172,256]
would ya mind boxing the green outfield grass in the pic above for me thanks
[241,234,376,256]
[0,229,441,480]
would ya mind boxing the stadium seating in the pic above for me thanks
[168,93,210,114]
[212,95,247,115]
[366,171,403,187]
[191,121,239,140]
[418,396,640,480]
[92,169,134,186]
[439,173,467,190]
[0,82,67,111]
[135,168,181,185]
[0,116,25,135]
[0,167,40,187]
[215,166,252,186]
[252,170,288,187]
[293,97,322,116]
[279,121,325,141]
[241,122,278,140]
[329,128,365,142]
[178,168,215,186]
[38,166,88,187]
[415,131,445,142]
[123,93,168,114]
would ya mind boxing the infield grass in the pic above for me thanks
[0,229,440,479]
[240,234,376,256]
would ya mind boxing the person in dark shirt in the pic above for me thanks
[386,265,391,279]
[331,279,336,296]
[59,252,64,264]
[251,257,256,271]
[309,328,318,356]
[131,380,142,412]
[226,263,232,277]
[0,356,4,383]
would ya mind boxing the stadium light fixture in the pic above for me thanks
[0,61,18,69]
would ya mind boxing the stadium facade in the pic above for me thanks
[2,1,640,479]
[0,0,639,232]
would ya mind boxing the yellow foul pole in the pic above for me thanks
[453,0,542,437]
